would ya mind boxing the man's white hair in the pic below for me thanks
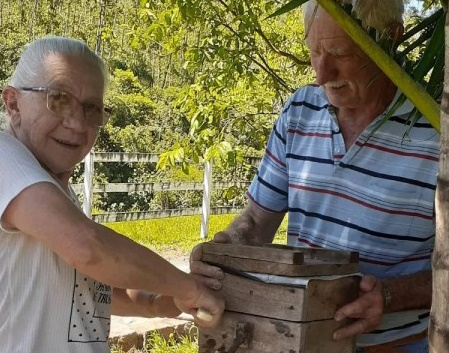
[303,0,404,33]
[9,36,108,89]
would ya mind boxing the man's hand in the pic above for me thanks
[333,275,384,340]
[189,232,230,290]
[173,279,225,328]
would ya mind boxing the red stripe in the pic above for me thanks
[291,236,322,248]
[356,141,439,161]
[288,184,432,220]
[265,149,286,168]
[287,128,332,138]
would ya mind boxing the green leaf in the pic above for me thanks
[266,0,308,19]
[425,48,444,98]
[410,9,445,82]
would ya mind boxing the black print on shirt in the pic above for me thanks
[68,270,111,343]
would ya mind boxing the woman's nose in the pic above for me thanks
[61,108,88,132]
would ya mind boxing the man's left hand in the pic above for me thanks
[333,275,385,340]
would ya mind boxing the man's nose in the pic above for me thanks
[313,54,337,85]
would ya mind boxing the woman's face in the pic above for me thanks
[7,54,105,180]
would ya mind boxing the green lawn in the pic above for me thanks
[104,213,287,255]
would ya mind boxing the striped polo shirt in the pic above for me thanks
[248,85,439,346]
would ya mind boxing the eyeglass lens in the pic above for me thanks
[46,89,107,127]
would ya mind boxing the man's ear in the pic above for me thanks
[2,86,21,128]
[387,22,404,41]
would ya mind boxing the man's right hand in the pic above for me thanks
[190,202,284,290]
[189,231,231,290]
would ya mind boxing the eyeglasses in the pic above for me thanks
[19,86,109,127]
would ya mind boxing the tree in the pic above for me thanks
[429,7,449,353]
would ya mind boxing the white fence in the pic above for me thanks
[74,152,260,238]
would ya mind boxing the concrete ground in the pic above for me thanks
[109,256,195,351]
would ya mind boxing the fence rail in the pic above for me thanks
[72,181,251,194]
[80,152,260,238]
[91,206,245,223]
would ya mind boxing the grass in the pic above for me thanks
[104,213,287,256]
[110,331,198,353]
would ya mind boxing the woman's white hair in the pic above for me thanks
[9,36,108,89]
[0,111,7,130]
[303,0,404,33]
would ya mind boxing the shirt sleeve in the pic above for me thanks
[0,133,58,221]
[247,98,291,213]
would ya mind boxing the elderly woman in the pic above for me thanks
[0,36,224,353]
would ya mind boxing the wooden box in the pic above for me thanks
[198,243,360,353]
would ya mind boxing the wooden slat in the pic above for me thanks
[202,253,359,277]
[202,243,304,265]
[220,273,360,322]
[84,152,261,165]
[92,206,244,223]
[93,208,202,223]
[199,311,303,353]
[71,181,251,194]
[92,152,159,163]
[305,276,360,321]
[263,243,359,263]
[221,273,306,321]
[198,311,355,353]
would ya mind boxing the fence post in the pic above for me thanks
[82,150,94,218]
[200,160,213,239]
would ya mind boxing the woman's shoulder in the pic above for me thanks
[0,131,40,166]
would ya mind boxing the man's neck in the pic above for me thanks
[336,83,397,148]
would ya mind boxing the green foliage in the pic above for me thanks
[3,0,438,214]
[110,330,198,353]
[146,331,198,353]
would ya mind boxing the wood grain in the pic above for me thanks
[202,253,359,277]
[221,273,360,321]
[198,311,355,353]
[263,243,359,263]
[202,243,305,265]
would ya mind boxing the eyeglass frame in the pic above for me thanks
[17,86,110,128]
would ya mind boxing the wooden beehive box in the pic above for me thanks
[199,243,360,353]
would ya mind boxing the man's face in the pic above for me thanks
[12,54,104,177]
[305,9,381,109]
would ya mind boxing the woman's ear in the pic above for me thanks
[2,86,21,128]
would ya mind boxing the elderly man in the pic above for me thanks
[191,2,438,353]
[0,36,224,353]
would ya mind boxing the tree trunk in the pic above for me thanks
[428,9,449,353]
